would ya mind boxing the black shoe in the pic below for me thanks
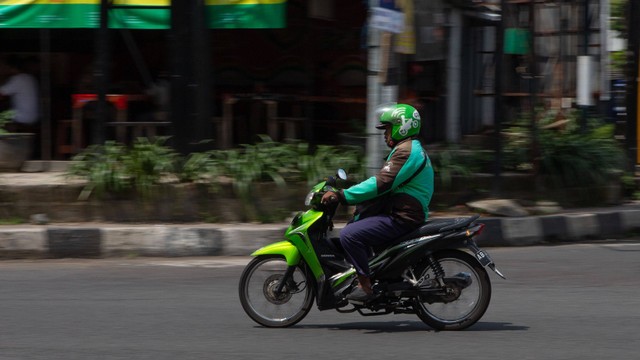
[346,286,375,303]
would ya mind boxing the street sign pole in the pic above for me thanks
[95,0,110,146]
[627,0,639,166]
[366,1,403,176]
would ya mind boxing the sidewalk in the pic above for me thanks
[3,203,640,259]
[2,165,640,258]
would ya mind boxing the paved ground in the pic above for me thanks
[1,243,639,359]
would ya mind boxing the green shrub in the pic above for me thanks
[68,137,178,199]
[503,109,626,188]
[429,145,491,188]
[298,142,365,185]
[177,136,364,200]
[123,137,178,197]
[0,110,15,134]
[68,135,365,203]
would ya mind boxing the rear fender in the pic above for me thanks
[251,241,301,266]
[371,233,472,277]
[423,233,506,279]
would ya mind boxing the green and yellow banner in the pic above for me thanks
[0,0,286,29]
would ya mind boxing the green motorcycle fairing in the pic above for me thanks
[328,268,356,288]
[250,207,326,280]
[251,241,301,265]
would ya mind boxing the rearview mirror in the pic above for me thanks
[337,169,347,180]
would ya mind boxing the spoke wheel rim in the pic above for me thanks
[418,258,483,324]
[244,258,310,324]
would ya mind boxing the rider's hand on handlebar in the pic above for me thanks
[321,191,339,205]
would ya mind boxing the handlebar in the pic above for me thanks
[326,175,337,187]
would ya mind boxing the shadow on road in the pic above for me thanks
[296,320,430,333]
[467,321,529,332]
[294,320,528,333]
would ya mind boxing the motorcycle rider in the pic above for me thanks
[321,103,434,302]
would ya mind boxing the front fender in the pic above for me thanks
[251,241,301,266]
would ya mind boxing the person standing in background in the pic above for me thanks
[0,55,40,134]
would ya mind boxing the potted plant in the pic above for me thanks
[0,110,35,172]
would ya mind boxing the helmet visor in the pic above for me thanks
[374,102,397,129]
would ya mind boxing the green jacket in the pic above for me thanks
[339,138,434,225]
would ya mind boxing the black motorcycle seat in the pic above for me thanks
[327,215,480,257]
[396,215,480,242]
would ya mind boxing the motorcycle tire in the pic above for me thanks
[414,250,492,330]
[239,255,315,328]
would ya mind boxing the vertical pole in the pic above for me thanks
[493,0,507,196]
[580,0,590,131]
[637,59,640,164]
[170,0,189,154]
[191,0,212,151]
[634,1,640,166]
[40,28,52,162]
[170,1,211,154]
[366,0,382,177]
[583,0,590,57]
[625,0,638,166]
[94,0,110,146]
[600,0,610,104]
[529,0,540,181]
[446,9,462,144]
[560,4,565,97]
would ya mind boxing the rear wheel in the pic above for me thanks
[239,256,315,328]
[414,250,491,330]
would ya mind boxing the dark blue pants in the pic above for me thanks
[339,215,413,277]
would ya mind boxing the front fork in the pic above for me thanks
[275,266,297,294]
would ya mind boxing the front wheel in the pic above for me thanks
[414,250,492,330]
[239,256,315,328]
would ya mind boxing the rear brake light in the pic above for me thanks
[466,223,485,237]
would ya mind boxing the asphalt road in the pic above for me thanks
[1,242,638,360]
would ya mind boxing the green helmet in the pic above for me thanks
[375,103,421,141]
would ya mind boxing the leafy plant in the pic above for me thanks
[179,136,364,200]
[123,137,178,197]
[0,110,15,134]
[611,0,628,38]
[189,137,291,201]
[503,109,626,189]
[67,137,178,200]
[67,141,130,200]
[538,121,624,188]
[429,145,490,188]
[502,111,541,171]
[610,50,627,74]
[67,135,364,223]
[298,143,365,185]
[0,216,26,225]
[166,136,364,222]
[178,151,222,184]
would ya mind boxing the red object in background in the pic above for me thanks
[71,94,128,110]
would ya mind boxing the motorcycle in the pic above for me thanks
[238,169,505,330]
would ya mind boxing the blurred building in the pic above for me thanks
[0,0,615,159]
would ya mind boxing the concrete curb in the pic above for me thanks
[476,209,640,246]
[1,209,639,259]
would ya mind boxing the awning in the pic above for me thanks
[0,0,287,29]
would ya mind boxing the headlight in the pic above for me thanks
[304,191,315,206]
